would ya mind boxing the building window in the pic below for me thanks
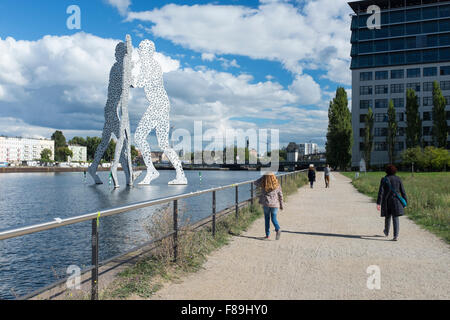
[359,142,365,152]
[397,127,405,136]
[392,98,404,108]
[375,99,388,108]
[406,23,421,35]
[390,11,404,24]
[375,127,388,136]
[375,142,387,151]
[374,40,389,52]
[397,112,405,122]
[423,96,433,106]
[423,49,438,63]
[441,34,450,46]
[375,113,388,122]
[406,8,421,22]
[423,126,432,136]
[406,82,420,92]
[390,52,405,65]
[360,100,373,109]
[390,38,404,50]
[440,66,450,76]
[375,85,388,94]
[407,68,421,78]
[360,86,373,95]
[375,71,388,80]
[395,142,405,151]
[440,19,450,32]
[423,111,432,121]
[390,84,404,94]
[360,42,373,54]
[360,114,367,123]
[360,72,373,81]
[423,21,438,33]
[423,82,434,92]
[423,67,437,77]
[441,81,450,90]
[360,128,365,137]
[391,69,404,79]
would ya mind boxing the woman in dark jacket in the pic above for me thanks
[376,164,407,241]
[308,164,316,188]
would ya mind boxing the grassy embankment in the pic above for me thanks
[341,171,450,244]
[100,172,308,299]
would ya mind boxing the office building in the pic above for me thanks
[349,0,450,167]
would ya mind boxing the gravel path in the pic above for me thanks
[151,173,450,299]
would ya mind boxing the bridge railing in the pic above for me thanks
[0,169,307,300]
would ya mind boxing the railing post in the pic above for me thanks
[235,185,239,219]
[91,219,99,300]
[212,191,216,237]
[250,182,254,206]
[173,200,178,262]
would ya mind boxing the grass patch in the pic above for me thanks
[341,171,450,244]
[101,172,308,299]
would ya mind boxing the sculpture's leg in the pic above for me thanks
[111,132,125,189]
[88,128,112,184]
[119,147,130,186]
[123,129,135,186]
[134,110,159,185]
[156,120,187,185]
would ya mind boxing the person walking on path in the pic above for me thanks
[324,164,331,188]
[376,164,408,241]
[255,172,284,240]
[308,164,316,188]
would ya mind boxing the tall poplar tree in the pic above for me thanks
[432,81,449,148]
[405,88,422,148]
[386,100,398,164]
[325,87,353,170]
[363,107,374,169]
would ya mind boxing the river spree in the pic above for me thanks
[0,170,261,299]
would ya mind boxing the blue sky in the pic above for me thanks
[0,0,353,150]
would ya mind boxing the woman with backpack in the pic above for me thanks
[254,172,284,240]
[376,164,408,241]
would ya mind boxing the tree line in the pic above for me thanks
[325,82,449,171]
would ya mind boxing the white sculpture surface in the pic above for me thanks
[133,40,187,185]
[88,35,135,188]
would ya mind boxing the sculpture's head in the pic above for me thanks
[115,42,126,61]
[138,39,155,57]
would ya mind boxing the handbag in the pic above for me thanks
[384,177,407,208]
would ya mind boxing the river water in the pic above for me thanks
[0,170,262,299]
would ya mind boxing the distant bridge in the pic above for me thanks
[156,160,327,171]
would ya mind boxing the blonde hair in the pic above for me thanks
[262,173,279,193]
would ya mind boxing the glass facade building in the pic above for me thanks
[349,0,450,167]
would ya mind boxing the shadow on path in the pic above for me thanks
[282,230,391,241]
[229,232,267,241]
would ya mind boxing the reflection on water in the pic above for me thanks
[0,170,260,299]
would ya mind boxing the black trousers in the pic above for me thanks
[384,215,399,238]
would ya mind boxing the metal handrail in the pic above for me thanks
[1,169,307,299]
